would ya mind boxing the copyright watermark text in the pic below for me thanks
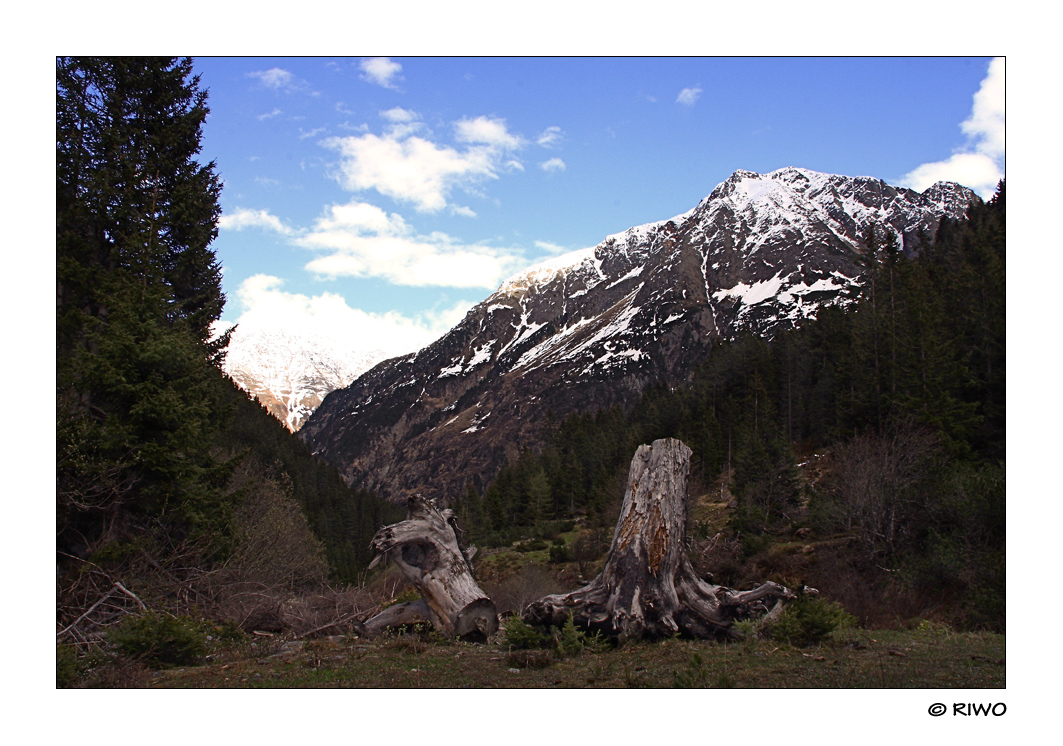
[929,703,1006,717]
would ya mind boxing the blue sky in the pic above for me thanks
[196,57,1004,356]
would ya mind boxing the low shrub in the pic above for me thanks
[548,541,571,564]
[56,644,82,687]
[503,616,551,649]
[504,614,608,658]
[913,619,954,638]
[107,612,208,668]
[553,614,608,657]
[767,595,854,646]
[209,620,248,643]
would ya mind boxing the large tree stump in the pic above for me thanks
[364,494,498,640]
[524,438,794,640]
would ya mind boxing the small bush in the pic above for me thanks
[554,615,586,657]
[914,619,954,638]
[731,619,760,652]
[210,620,248,643]
[767,595,854,646]
[56,644,82,687]
[738,531,771,559]
[548,542,571,564]
[504,616,551,650]
[553,615,609,657]
[108,612,208,668]
[505,613,608,658]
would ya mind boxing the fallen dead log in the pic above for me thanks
[524,438,794,641]
[363,494,498,640]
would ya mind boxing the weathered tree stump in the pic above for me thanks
[364,494,498,640]
[524,438,794,640]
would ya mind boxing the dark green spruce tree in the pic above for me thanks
[57,58,232,558]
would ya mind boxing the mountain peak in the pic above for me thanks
[224,325,389,432]
[300,168,979,501]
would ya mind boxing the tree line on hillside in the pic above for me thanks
[57,57,399,642]
[460,186,1005,630]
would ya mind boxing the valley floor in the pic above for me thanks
[142,624,1003,689]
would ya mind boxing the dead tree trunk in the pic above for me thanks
[524,438,794,641]
[363,494,498,640]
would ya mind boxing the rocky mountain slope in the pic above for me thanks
[223,326,387,432]
[299,167,978,500]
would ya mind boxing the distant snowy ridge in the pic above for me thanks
[223,326,388,432]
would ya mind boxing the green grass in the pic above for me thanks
[136,623,1003,689]
[63,481,1004,689]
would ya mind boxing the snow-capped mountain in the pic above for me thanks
[299,167,978,500]
[223,326,388,432]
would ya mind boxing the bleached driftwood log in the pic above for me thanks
[523,438,794,641]
[364,494,498,640]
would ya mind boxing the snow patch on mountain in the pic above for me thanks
[499,247,597,294]
[223,326,388,431]
[298,166,979,502]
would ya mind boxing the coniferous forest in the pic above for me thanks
[57,57,1004,688]
[462,188,1005,631]
[56,57,401,648]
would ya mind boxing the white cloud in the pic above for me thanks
[322,133,494,212]
[534,240,570,255]
[321,115,526,213]
[360,57,403,89]
[299,126,327,140]
[247,68,310,94]
[219,207,295,235]
[962,57,1005,161]
[537,126,564,148]
[296,199,525,288]
[676,87,702,106]
[229,274,471,358]
[258,108,282,121]
[454,116,524,150]
[900,57,1005,199]
[540,158,566,173]
[248,68,295,89]
[311,200,405,235]
[379,107,424,139]
[900,153,1003,200]
[381,107,419,123]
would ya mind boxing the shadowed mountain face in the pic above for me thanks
[299,167,978,502]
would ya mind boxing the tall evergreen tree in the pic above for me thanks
[57,58,231,556]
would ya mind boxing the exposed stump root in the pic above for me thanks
[363,494,498,641]
[524,438,795,641]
